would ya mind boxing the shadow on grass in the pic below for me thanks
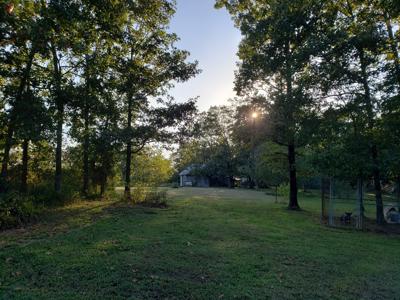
[1,188,400,299]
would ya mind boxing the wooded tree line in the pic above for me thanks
[0,1,198,203]
[2,0,400,229]
[175,0,400,224]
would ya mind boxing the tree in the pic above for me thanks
[129,148,173,187]
[173,105,240,187]
[230,96,268,187]
[1,1,199,201]
[115,1,199,199]
[216,0,328,209]
[314,0,388,224]
[381,96,400,200]
[37,0,84,194]
[255,141,288,198]
[0,2,42,191]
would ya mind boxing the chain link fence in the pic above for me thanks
[321,178,400,230]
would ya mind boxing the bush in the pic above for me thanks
[143,189,168,208]
[131,186,148,203]
[130,186,168,208]
[0,192,39,230]
[277,183,290,199]
[30,184,80,207]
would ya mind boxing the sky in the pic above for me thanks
[169,0,241,112]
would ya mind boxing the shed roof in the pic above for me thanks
[179,168,191,176]
[179,164,204,176]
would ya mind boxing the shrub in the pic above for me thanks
[30,184,80,207]
[0,192,39,230]
[131,186,148,203]
[143,189,168,208]
[277,183,290,199]
[130,186,168,208]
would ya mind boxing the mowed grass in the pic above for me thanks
[0,188,399,299]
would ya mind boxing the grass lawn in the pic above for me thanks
[0,188,399,299]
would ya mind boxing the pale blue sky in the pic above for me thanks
[169,0,241,111]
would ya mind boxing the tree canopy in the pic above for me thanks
[0,0,198,200]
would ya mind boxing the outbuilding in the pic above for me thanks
[179,165,210,187]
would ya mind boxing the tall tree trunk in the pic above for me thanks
[0,123,14,192]
[100,169,107,197]
[288,143,300,210]
[54,103,63,193]
[356,176,364,229]
[100,181,105,197]
[372,146,384,224]
[284,41,299,210]
[20,139,29,193]
[1,49,35,191]
[82,56,91,196]
[83,105,90,196]
[100,118,110,198]
[358,47,385,225]
[124,96,133,200]
[51,44,63,193]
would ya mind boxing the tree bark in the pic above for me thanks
[20,139,29,193]
[100,118,111,198]
[356,177,364,229]
[51,44,63,193]
[82,105,90,196]
[372,145,385,225]
[54,103,63,193]
[288,144,300,210]
[284,40,299,210]
[124,95,133,200]
[0,123,14,192]
[100,171,107,197]
[82,56,91,196]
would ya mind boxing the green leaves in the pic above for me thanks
[0,0,199,195]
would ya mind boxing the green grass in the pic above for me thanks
[0,188,399,299]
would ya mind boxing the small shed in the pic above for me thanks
[179,165,210,187]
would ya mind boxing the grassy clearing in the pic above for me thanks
[0,188,399,299]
